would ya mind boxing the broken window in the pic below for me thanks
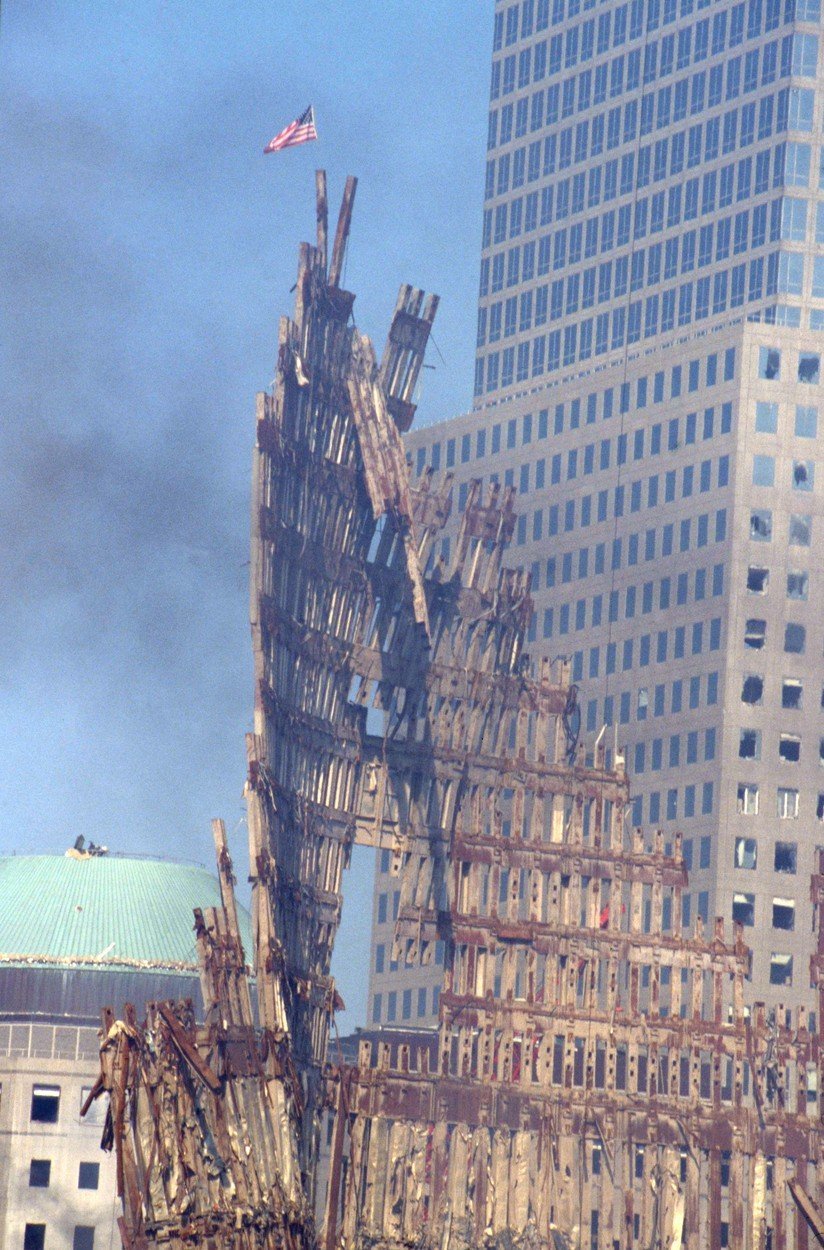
[734,836,757,868]
[789,514,812,546]
[747,566,769,593]
[778,735,801,763]
[772,898,795,931]
[739,729,761,760]
[732,892,755,926]
[769,953,793,986]
[637,687,649,717]
[80,1087,107,1127]
[777,787,799,817]
[782,678,803,709]
[750,509,772,541]
[807,1063,818,1105]
[741,674,763,705]
[775,841,798,873]
[787,571,808,600]
[784,623,805,653]
[793,460,814,490]
[737,783,759,815]
[744,619,766,649]
[759,346,781,379]
[30,1086,60,1124]
[798,352,820,384]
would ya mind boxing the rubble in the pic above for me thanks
[88,176,824,1250]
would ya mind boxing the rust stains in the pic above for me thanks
[88,177,824,1250]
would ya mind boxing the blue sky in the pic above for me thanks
[0,1,490,1027]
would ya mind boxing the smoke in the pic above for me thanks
[0,0,486,1027]
[0,67,257,856]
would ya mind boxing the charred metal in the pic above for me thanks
[89,177,824,1250]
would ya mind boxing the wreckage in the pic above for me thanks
[89,176,824,1250]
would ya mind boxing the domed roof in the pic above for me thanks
[0,853,253,973]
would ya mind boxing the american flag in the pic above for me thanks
[264,105,318,154]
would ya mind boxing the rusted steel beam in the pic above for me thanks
[155,1002,221,1092]
[315,168,328,273]
[791,1180,824,1246]
[328,173,357,288]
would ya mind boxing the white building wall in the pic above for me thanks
[0,1022,118,1250]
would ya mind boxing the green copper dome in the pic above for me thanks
[0,853,252,972]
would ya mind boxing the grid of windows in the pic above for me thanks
[423,355,734,478]
[478,0,823,396]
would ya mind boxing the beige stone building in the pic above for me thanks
[0,851,252,1250]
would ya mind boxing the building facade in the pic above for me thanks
[0,852,252,1250]
[369,0,824,1025]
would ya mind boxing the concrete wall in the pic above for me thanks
[0,1022,118,1250]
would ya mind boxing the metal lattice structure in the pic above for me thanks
[89,176,824,1250]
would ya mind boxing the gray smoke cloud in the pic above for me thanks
[0,0,487,1027]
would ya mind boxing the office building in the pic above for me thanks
[369,0,824,1024]
[0,849,252,1250]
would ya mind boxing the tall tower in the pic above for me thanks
[369,0,824,1025]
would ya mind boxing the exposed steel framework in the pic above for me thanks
[89,177,824,1250]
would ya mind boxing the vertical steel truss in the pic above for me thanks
[89,177,824,1250]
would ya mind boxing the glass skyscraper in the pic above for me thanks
[475,0,822,401]
[368,0,824,1026]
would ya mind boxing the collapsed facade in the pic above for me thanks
[90,178,824,1250]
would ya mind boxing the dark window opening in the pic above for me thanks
[24,1228,46,1250]
[760,348,780,379]
[782,680,803,710]
[775,842,797,873]
[798,353,820,384]
[769,954,793,986]
[741,675,763,705]
[744,619,766,649]
[747,566,769,592]
[779,735,801,763]
[29,1160,51,1188]
[750,510,772,541]
[78,1162,100,1191]
[73,1230,95,1250]
[732,893,755,926]
[739,730,760,760]
[30,1086,59,1124]
[772,899,795,931]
